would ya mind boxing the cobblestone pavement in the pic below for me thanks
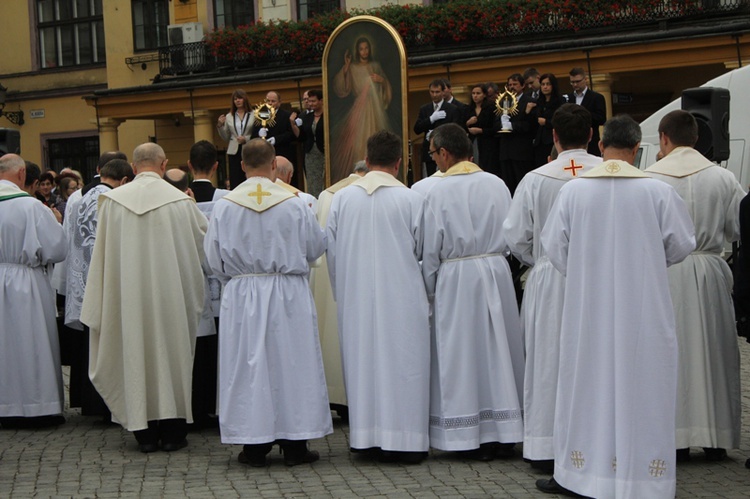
[2,341,750,498]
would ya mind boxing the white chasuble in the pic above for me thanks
[502,149,601,460]
[81,172,207,431]
[421,162,525,451]
[205,177,332,444]
[541,162,695,498]
[311,174,360,406]
[327,171,431,451]
[647,147,745,450]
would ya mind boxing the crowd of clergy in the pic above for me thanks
[1,96,748,498]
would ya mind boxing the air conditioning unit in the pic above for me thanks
[167,23,204,45]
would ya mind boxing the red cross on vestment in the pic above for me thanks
[564,159,583,177]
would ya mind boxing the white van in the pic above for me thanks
[636,64,749,189]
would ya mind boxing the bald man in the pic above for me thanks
[0,154,67,429]
[275,155,317,213]
[251,91,296,164]
[81,143,208,453]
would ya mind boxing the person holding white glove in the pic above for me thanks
[250,91,296,175]
[413,79,460,176]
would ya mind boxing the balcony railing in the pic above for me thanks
[158,0,749,77]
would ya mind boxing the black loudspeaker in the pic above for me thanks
[0,128,20,154]
[681,87,730,162]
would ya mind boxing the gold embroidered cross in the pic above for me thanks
[564,159,583,177]
[605,162,621,174]
[570,450,585,469]
[648,459,667,477]
[249,183,271,204]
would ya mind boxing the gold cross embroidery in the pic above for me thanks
[564,159,583,177]
[570,450,585,469]
[648,459,667,477]
[605,162,621,174]
[249,183,272,204]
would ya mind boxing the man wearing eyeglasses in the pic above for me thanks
[564,67,607,156]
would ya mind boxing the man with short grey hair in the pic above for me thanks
[0,154,67,429]
[537,115,695,498]
[81,142,208,453]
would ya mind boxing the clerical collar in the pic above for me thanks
[582,160,649,178]
[100,182,115,190]
[443,161,482,177]
[192,178,212,183]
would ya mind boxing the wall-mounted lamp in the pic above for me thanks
[0,84,24,126]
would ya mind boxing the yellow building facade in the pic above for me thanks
[2,0,749,183]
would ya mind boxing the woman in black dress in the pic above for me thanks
[530,73,562,167]
[465,83,500,176]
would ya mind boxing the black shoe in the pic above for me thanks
[535,478,587,497]
[284,449,320,466]
[495,442,516,459]
[703,447,727,461]
[238,450,268,467]
[529,459,555,474]
[161,439,188,452]
[459,444,496,462]
[138,443,159,453]
[377,450,400,463]
[676,448,691,462]
[397,451,428,465]
[745,457,750,469]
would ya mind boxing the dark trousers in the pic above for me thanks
[228,150,244,189]
[134,419,187,446]
[69,326,110,417]
[191,329,218,426]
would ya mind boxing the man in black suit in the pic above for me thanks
[414,79,461,176]
[523,68,541,102]
[82,151,127,195]
[564,67,607,156]
[185,140,225,430]
[251,91,296,166]
[187,140,227,202]
[291,89,325,196]
[496,73,536,194]
[442,79,469,116]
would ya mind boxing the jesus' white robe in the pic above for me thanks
[541,161,695,499]
[646,147,745,450]
[327,171,431,452]
[502,149,601,461]
[311,173,360,407]
[81,172,207,431]
[205,177,332,445]
[0,180,67,417]
[422,162,524,451]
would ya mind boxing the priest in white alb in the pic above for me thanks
[503,104,601,473]
[327,130,430,464]
[311,160,367,420]
[65,158,132,418]
[205,139,331,467]
[0,154,67,429]
[81,143,207,453]
[645,110,745,461]
[537,115,695,499]
[422,123,524,461]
